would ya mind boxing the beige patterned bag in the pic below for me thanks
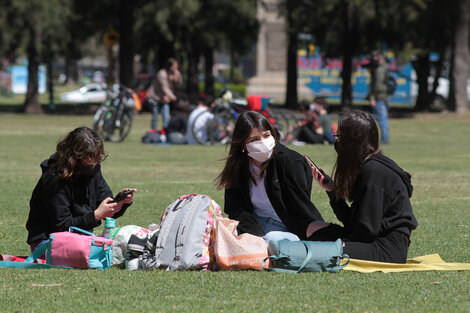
[214,218,269,270]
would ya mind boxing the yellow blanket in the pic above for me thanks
[343,254,470,273]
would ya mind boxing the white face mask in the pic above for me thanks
[246,136,275,163]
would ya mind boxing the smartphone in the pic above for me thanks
[304,156,329,184]
[112,189,134,203]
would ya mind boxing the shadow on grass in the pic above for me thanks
[0,103,100,115]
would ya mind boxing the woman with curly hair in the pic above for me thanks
[26,126,136,253]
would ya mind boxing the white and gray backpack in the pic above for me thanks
[149,194,222,271]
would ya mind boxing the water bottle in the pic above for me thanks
[148,223,159,231]
[102,217,116,238]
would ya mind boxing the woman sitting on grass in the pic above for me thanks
[26,126,136,253]
[215,111,328,242]
[308,110,418,263]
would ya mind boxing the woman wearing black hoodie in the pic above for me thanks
[26,126,136,253]
[308,111,418,263]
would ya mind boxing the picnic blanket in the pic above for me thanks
[343,254,470,273]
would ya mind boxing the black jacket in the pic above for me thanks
[224,143,324,240]
[327,154,418,242]
[26,155,128,244]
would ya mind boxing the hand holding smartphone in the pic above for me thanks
[304,155,330,185]
[111,189,135,203]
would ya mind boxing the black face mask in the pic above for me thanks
[76,161,101,176]
[334,140,339,153]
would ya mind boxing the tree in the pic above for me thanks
[448,0,470,113]
[134,0,258,100]
[2,0,73,114]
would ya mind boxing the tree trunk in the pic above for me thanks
[106,46,116,87]
[285,27,298,109]
[186,41,200,104]
[119,0,134,87]
[46,45,55,111]
[64,40,80,85]
[204,47,215,97]
[24,26,43,114]
[341,0,354,108]
[65,56,79,85]
[430,54,444,100]
[413,54,430,111]
[450,0,469,113]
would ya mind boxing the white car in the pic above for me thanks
[60,83,108,103]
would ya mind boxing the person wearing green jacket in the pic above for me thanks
[367,51,390,144]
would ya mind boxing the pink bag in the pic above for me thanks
[30,227,113,269]
[214,218,269,270]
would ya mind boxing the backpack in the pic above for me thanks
[141,130,161,143]
[386,73,397,95]
[151,194,222,271]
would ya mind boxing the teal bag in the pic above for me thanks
[262,239,349,273]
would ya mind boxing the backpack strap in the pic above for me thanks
[153,198,185,268]
[167,195,205,271]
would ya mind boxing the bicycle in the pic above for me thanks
[191,90,292,145]
[92,84,140,142]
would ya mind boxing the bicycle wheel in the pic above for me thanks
[208,110,237,145]
[107,110,133,142]
[191,109,214,145]
[93,107,115,140]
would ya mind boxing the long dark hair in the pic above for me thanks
[332,110,380,201]
[215,111,280,189]
[55,126,105,180]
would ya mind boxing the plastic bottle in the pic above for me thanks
[148,223,159,231]
[102,217,116,238]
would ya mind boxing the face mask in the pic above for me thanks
[76,161,101,176]
[246,136,275,163]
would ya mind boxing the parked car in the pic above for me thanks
[59,83,107,103]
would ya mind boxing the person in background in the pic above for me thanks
[26,126,136,253]
[166,96,190,145]
[186,96,215,145]
[147,58,183,131]
[313,97,334,144]
[367,51,390,144]
[308,110,417,263]
[215,111,328,243]
[295,100,324,144]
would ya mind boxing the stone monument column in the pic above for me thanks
[248,0,313,102]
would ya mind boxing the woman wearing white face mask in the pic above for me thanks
[215,111,328,241]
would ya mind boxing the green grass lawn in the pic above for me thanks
[0,111,469,312]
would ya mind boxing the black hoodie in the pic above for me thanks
[26,155,127,244]
[327,154,418,242]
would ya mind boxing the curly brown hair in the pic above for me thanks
[55,126,105,179]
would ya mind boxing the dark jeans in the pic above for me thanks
[29,239,49,259]
[308,224,410,263]
[297,126,324,144]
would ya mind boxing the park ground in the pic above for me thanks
[0,111,469,312]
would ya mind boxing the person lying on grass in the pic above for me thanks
[215,111,328,243]
[26,126,136,254]
[307,110,418,263]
